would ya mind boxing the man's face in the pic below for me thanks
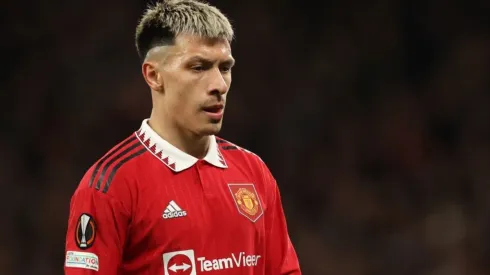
[154,34,234,137]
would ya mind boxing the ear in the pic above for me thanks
[142,61,163,92]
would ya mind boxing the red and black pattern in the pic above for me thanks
[216,137,238,150]
[89,134,147,193]
[215,137,260,163]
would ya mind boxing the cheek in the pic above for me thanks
[172,86,199,114]
[224,73,232,84]
[164,73,202,116]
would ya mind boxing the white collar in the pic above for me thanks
[135,119,228,172]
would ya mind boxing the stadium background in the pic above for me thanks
[2,0,490,274]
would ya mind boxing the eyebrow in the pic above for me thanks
[187,56,235,66]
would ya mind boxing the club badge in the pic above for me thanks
[228,184,264,222]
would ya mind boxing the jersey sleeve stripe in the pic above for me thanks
[216,138,226,143]
[89,136,137,188]
[95,142,143,191]
[221,145,238,150]
[102,148,147,193]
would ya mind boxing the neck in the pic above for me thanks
[148,112,210,159]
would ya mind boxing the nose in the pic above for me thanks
[207,68,229,96]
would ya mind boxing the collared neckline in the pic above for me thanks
[135,119,227,172]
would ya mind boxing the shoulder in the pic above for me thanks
[216,136,263,163]
[216,137,279,206]
[76,133,148,196]
[216,136,272,178]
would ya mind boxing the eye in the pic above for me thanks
[220,66,232,73]
[191,65,205,72]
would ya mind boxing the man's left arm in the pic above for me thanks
[260,161,302,275]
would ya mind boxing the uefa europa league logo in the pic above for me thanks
[75,213,96,249]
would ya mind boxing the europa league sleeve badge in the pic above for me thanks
[75,213,96,250]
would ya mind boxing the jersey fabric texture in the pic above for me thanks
[64,119,301,275]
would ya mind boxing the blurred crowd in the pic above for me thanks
[1,0,489,274]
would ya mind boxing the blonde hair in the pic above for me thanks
[135,0,234,62]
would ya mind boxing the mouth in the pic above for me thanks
[202,104,224,113]
[202,104,225,120]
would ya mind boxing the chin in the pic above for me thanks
[198,122,223,136]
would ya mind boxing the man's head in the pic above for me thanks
[136,0,235,137]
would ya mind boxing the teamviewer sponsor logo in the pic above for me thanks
[163,250,196,275]
[197,252,261,272]
[163,250,261,274]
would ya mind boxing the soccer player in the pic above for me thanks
[64,0,301,274]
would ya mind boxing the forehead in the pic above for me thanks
[172,34,232,60]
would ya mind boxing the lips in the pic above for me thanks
[202,104,224,113]
[202,103,225,121]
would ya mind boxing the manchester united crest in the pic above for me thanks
[228,184,263,222]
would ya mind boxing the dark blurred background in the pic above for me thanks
[2,0,490,274]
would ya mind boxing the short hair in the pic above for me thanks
[135,0,234,62]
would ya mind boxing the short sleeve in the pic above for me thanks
[64,174,131,274]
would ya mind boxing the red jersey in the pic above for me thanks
[64,119,301,275]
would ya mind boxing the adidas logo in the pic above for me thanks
[163,200,187,219]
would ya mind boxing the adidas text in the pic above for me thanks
[163,210,187,219]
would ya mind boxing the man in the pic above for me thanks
[64,0,301,274]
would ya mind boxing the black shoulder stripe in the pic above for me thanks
[102,148,147,194]
[216,139,226,144]
[89,136,137,188]
[94,142,143,191]
[221,145,238,150]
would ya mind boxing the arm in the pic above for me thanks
[64,177,131,274]
[261,163,302,275]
